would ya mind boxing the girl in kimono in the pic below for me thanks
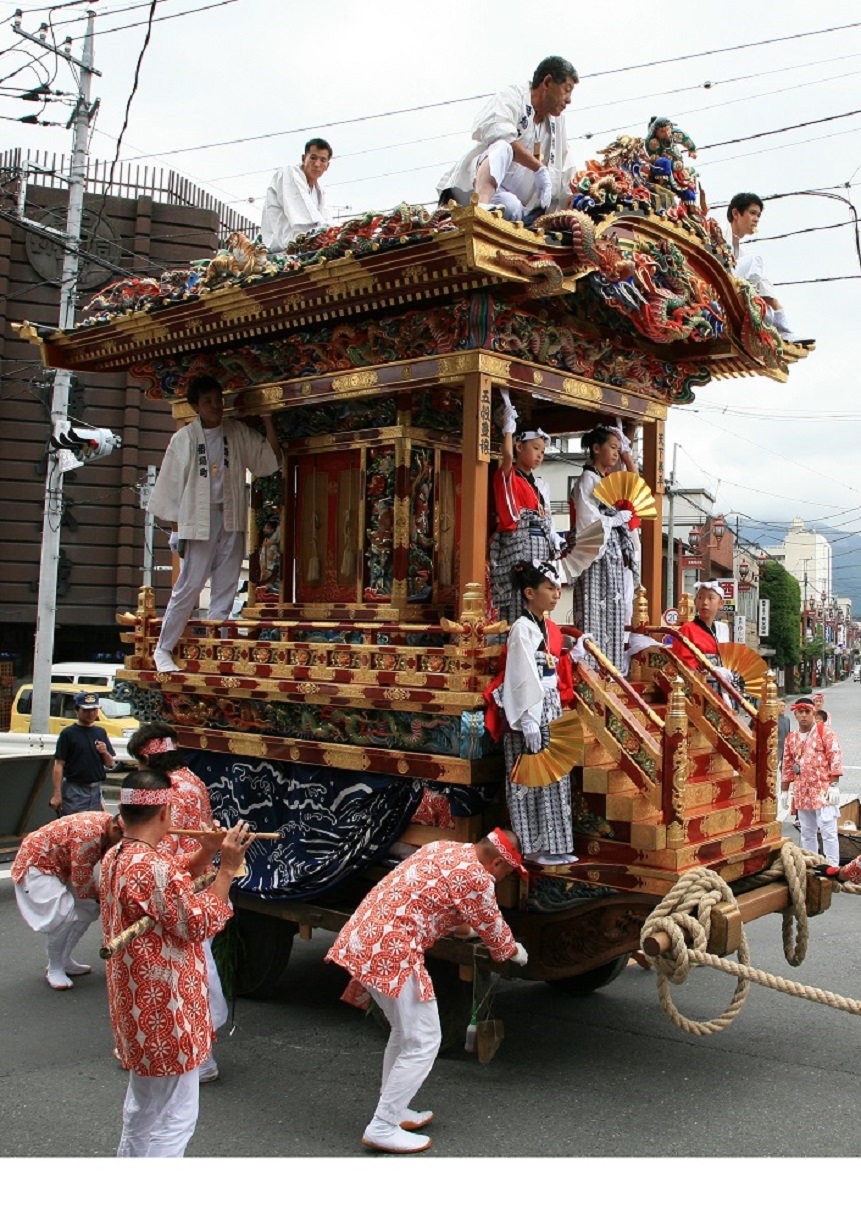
[484,561,577,865]
[570,425,639,670]
[489,395,562,624]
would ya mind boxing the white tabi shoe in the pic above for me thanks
[153,647,180,673]
[524,852,580,866]
[400,1108,434,1132]
[45,966,74,990]
[362,1120,432,1154]
[63,960,92,976]
[198,1057,220,1083]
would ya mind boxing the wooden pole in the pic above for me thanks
[640,419,665,621]
[457,371,492,613]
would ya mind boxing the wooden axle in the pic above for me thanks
[641,876,833,958]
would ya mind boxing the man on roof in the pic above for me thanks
[262,137,333,252]
[723,192,812,346]
[437,55,579,223]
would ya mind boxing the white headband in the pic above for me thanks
[694,581,725,596]
[516,429,551,443]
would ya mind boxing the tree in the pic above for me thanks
[759,560,800,669]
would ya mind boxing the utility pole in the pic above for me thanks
[664,443,678,614]
[25,12,100,731]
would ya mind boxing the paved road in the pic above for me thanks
[3,679,861,1160]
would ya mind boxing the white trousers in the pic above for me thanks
[797,806,840,867]
[157,503,244,652]
[117,1070,200,1158]
[735,250,777,300]
[477,140,536,221]
[366,973,441,1126]
[204,938,228,1031]
[15,869,99,967]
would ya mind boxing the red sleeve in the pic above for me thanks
[493,466,538,532]
[671,622,698,671]
[482,646,508,742]
[547,620,574,707]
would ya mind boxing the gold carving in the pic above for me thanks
[532,370,544,385]
[384,688,411,702]
[401,364,412,379]
[397,759,409,774]
[587,840,601,856]
[199,735,208,750]
[290,747,300,760]
[562,378,604,402]
[297,681,320,694]
[478,354,511,379]
[587,870,601,883]
[437,354,473,380]
[301,381,312,397]
[227,735,267,758]
[323,747,371,771]
[331,370,378,395]
[720,834,745,857]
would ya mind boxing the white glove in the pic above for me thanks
[511,942,528,966]
[552,531,567,552]
[500,386,517,436]
[777,790,791,822]
[614,416,633,455]
[569,632,596,664]
[534,165,552,209]
[613,509,633,526]
[168,530,181,554]
[827,783,841,807]
[519,715,542,754]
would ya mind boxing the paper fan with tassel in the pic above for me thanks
[560,519,605,581]
[715,642,768,701]
[593,472,658,519]
[510,709,583,787]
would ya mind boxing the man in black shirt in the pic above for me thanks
[51,692,116,815]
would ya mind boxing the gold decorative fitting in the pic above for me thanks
[478,354,511,379]
[289,747,300,760]
[563,378,603,402]
[331,370,378,394]
[301,382,312,397]
[297,681,320,694]
[323,746,371,771]
[532,370,544,385]
[228,735,267,758]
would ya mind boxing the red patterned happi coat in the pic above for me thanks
[326,839,517,1003]
[781,724,843,813]
[159,767,213,857]
[100,841,232,1075]
[12,811,113,900]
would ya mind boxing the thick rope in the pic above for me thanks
[640,841,861,1036]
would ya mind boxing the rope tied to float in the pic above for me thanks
[640,841,861,1036]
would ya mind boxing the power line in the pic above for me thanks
[699,107,861,151]
[92,0,239,36]
[774,275,861,284]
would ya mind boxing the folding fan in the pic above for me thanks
[510,709,583,787]
[716,642,768,701]
[560,518,605,581]
[593,471,658,519]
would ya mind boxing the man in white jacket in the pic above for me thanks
[261,137,333,252]
[437,55,578,222]
[148,375,281,673]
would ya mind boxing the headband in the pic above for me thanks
[791,698,815,710]
[120,787,174,806]
[694,581,725,596]
[142,736,177,755]
[488,828,528,878]
[516,429,551,443]
[535,561,562,589]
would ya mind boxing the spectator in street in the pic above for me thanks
[147,374,281,673]
[777,699,790,765]
[127,722,227,1085]
[261,137,333,252]
[12,810,122,989]
[326,829,528,1154]
[50,691,116,814]
[781,696,843,866]
[437,56,579,222]
[100,769,252,1157]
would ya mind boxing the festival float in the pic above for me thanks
[18,123,838,1043]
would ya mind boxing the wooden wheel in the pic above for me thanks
[545,953,630,995]
[224,907,298,999]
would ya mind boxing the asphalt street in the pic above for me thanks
[2,678,861,1164]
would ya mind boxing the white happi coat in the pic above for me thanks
[148,416,278,541]
[437,83,575,211]
[502,615,553,731]
[261,164,330,252]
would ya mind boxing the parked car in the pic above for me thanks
[853,663,861,682]
[9,684,138,746]
[50,662,122,688]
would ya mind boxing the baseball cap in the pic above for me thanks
[74,692,100,708]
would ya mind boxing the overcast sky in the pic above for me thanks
[1,0,860,585]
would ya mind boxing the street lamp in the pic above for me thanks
[738,558,750,581]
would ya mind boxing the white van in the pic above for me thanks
[50,662,122,688]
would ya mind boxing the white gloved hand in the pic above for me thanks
[552,531,567,552]
[827,783,841,807]
[569,632,596,664]
[614,416,633,455]
[519,715,542,754]
[168,530,181,554]
[534,165,552,210]
[511,942,528,966]
[777,790,792,822]
[613,509,633,526]
[500,386,517,436]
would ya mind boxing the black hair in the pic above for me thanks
[304,137,333,158]
[127,722,185,773]
[119,769,173,825]
[511,561,555,593]
[726,192,764,224]
[580,424,616,456]
[531,55,578,88]
[187,374,222,406]
[816,709,829,722]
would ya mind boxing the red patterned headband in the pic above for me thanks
[142,737,177,755]
[120,788,173,805]
[488,827,528,878]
